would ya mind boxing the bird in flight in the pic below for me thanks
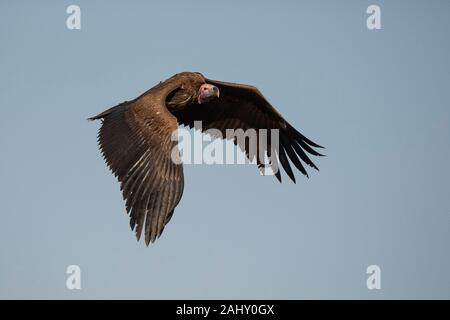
[89,72,324,245]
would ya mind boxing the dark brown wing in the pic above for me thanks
[89,98,184,245]
[174,78,324,182]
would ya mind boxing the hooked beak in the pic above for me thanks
[198,84,220,104]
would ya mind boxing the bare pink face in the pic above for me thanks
[198,84,220,104]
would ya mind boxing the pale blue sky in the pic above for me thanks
[1,0,449,299]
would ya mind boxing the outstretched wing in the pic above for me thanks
[173,78,324,182]
[89,98,184,245]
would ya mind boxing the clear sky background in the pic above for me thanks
[1,0,449,299]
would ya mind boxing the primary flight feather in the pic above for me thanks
[89,72,324,245]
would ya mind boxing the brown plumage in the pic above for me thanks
[89,72,324,245]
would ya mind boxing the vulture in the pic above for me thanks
[89,72,324,245]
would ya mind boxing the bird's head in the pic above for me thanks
[197,83,220,104]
